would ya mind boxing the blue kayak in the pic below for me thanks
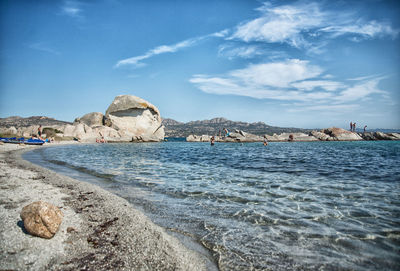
[0,137,45,145]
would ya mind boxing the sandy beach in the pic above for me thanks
[0,143,211,270]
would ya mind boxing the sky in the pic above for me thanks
[0,0,399,129]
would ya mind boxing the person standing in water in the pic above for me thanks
[263,135,268,146]
[210,136,215,146]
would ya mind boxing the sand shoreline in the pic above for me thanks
[0,143,214,270]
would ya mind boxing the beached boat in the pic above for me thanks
[0,137,45,145]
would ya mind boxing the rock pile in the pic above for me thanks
[0,95,165,143]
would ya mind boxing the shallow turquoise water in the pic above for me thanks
[25,141,400,270]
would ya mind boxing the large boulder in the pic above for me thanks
[322,127,363,141]
[388,133,400,140]
[0,126,18,135]
[74,112,104,127]
[311,131,330,141]
[360,132,377,141]
[374,132,398,140]
[20,201,63,239]
[105,95,164,142]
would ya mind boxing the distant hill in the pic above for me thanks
[162,117,312,137]
[0,116,72,128]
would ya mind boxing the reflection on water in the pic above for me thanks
[25,141,400,270]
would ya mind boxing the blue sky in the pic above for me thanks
[0,0,399,129]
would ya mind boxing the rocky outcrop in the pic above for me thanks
[74,112,104,127]
[373,132,399,140]
[0,126,17,135]
[186,130,263,142]
[266,132,318,142]
[186,135,211,142]
[186,127,400,143]
[7,95,165,143]
[105,95,164,142]
[322,127,363,141]
[226,131,263,142]
[20,201,63,239]
[360,132,377,141]
[311,131,331,141]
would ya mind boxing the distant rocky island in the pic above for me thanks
[1,95,399,143]
[163,117,400,142]
[162,117,312,137]
[185,127,400,142]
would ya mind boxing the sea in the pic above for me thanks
[24,141,400,270]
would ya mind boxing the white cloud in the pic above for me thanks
[229,1,398,49]
[62,1,83,18]
[212,29,230,38]
[230,2,325,48]
[190,59,388,106]
[228,59,322,88]
[190,59,326,101]
[335,77,387,102]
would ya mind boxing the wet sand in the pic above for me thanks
[0,143,211,270]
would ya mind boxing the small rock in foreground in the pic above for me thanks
[20,201,63,239]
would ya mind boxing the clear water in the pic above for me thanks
[25,141,400,270]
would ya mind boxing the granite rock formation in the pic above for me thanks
[74,112,104,127]
[105,95,164,142]
[322,127,363,141]
[20,201,63,239]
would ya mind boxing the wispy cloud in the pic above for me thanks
[218,44,264,59]
[229,1,398,50]
[62,1,83,18]
[321,20,399,39]
[291,80,345,91]
[29,42,60,55]
[115,36,205,68]
[115,29,230,68]
[190,59,387,105]
[335,77,387,102]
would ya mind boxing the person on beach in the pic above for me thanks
[364,125,367,133]
[210,136,215,146]
[353,122,356,132]
[223,128,230,137]
[350,122,353,131]
[38,125,42,139]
